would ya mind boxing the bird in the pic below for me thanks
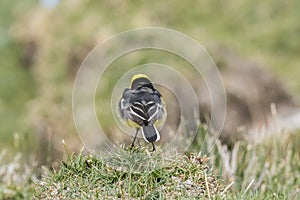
[118,74,166,151]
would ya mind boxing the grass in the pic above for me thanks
[1,127,299,199]
[0,150,35,200]
[34,146,225,199]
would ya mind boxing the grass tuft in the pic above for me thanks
[34,146,225,199]
[0,150,34,199]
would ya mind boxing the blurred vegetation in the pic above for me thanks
[0,0,299,148]
[0,150,35,199]
[0,1,36,148]
[1,0,300,148]
[1,0,300,199]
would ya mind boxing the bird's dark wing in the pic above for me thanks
[119,86,164,126]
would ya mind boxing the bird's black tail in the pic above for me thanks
[141,125,160,143]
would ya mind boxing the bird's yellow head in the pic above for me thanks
[130,74,151,89]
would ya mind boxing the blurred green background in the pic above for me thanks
[1,1,300,199]
[1,0,300,154]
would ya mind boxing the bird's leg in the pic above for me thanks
[131,128,139,148]
[151,142,156,151]
[136,136,141,147]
